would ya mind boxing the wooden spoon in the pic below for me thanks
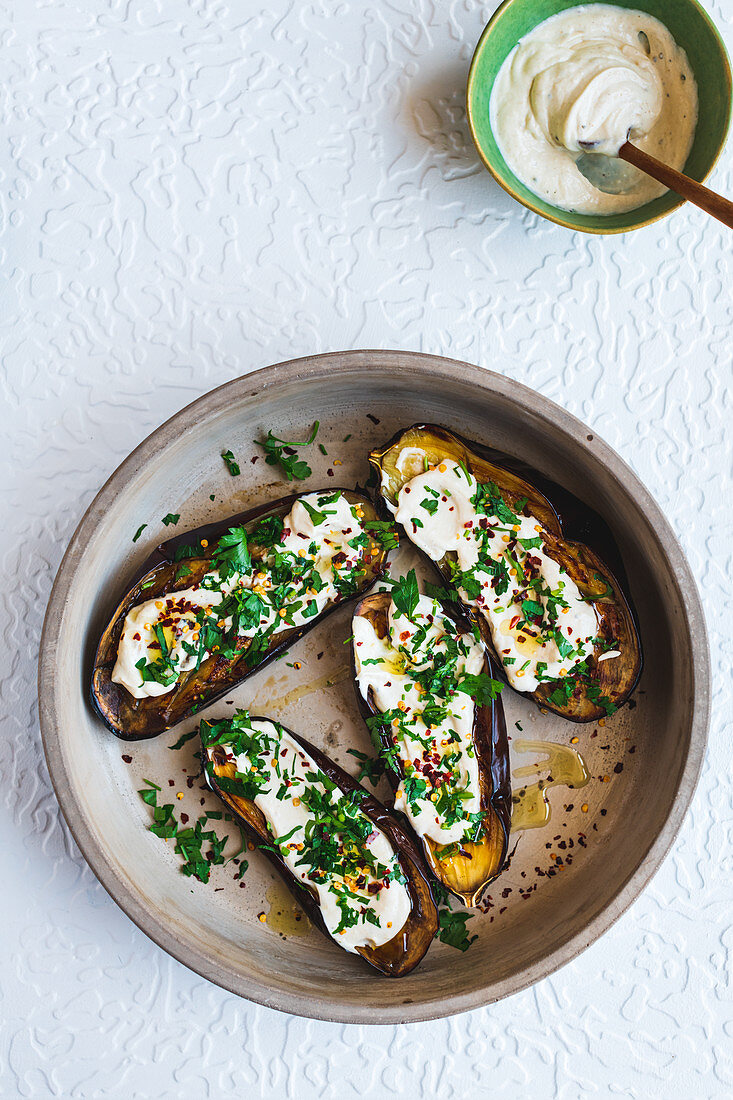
[576,140,733,229]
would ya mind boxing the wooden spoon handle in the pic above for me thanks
[619,141,733,230]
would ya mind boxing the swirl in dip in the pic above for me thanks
[489,4,698,215]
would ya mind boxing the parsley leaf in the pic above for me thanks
[521,598,544,622]
[255,421,320,481]
[423,580,461,606]
[431,883,478,952]
[221,450,241,476]
[437,908,478,952]
[390,569,419,619]
[300,498,334,525]
[455,672,503,705]
[213,526,251,580]
[251,515,284,547]
[132,523,147,543]
[548,681,573,708]
[162,513,180,526]
[169,729,199,751]
[363,520,400,551]
[346,748,385,788]
[173,540,204,562]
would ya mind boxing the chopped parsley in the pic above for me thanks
[455,672,503,706]
[390,568,419,619]
[432,883,478,952]
[545,658,617,715]
[212,525,251,580]
[172,540,204,562]
[221,450,241,476]
[162,513,180,526]
[251,515,284,547]
[137,779,232,884]
[202,712,403,935]
[345,752,385,787]
[356,583,498,844]
[169,728,199,751]
[125,493,373,698]
[132,523,147,543]
[363,520,400,551]
[300,498,334,526]
[399,463,603,695]
[255,421,320,481]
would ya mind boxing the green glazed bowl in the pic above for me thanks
[467,0,732,233]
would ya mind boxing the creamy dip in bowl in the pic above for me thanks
[489,5,698,215]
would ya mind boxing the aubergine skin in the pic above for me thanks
[352,591,511,907]
[91,490,390,741]
[203,718,439,977]
[370,425,643,723]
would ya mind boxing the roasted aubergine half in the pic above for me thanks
[352,574,511,906]
[370,425,642,723]
[202,710,438,976]
[92,489,392,740]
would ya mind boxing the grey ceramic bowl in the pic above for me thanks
[39,351,709,1023]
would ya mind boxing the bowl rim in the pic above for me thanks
[466,0,733,234]
[39,349,711,1023]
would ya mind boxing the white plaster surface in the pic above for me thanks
[2,1,732,1096]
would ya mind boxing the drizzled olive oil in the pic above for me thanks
[265,883,311,938]
[266,664,351,711]
[511,739,589,831]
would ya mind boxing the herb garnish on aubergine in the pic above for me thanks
[202,710,438,977]
[371,425,642,723]
[352,574,511,906]
[92,489,392,740]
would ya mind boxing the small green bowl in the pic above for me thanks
[467,0,732,233]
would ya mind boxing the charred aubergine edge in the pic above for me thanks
[352,590,511,907]
[91,489,391,741]
[202,715,438,977]
[370,425,642,723]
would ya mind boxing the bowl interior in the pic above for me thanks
[467,0,732,233]
[40,353,708,1023]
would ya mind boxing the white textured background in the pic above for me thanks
[2,0,732,1096]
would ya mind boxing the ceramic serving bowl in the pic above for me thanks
[467,0,732,233]
[39,351,709,1023]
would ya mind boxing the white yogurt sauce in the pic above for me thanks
[490,5,698,214]
[113,492,368,699]
[209,717,411,952]
[353,593,486,846]
[390,456,600,692]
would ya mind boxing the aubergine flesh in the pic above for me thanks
[92,489,391,740]
[370,425,642,723]
[202,711,438,977]
[352,588,511,906]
